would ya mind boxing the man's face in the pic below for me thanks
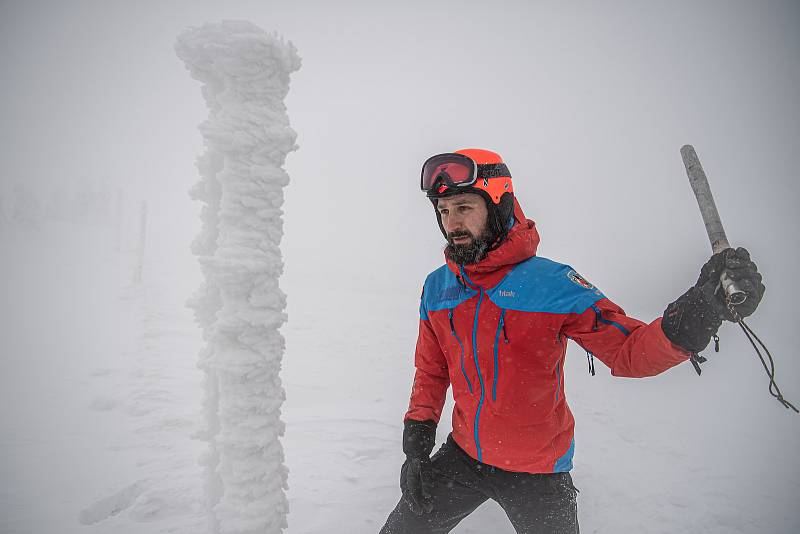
[437,193,491,264]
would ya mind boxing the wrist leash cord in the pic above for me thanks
[726,296,798,413]
[693,299,798,413]
[736,317,798,413]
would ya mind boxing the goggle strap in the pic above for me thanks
[476,163,510,179]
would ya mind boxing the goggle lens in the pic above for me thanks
[420,153,477,191]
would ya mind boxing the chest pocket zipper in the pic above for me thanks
[492,309,508,402]
[449,308,473,394]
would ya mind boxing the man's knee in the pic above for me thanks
[380,498,439,534]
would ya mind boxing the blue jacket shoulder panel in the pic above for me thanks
[420,265,478,319]
[487,256,605,314]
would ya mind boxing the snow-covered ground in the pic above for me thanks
[2,211,798,533]
[0,221,206,534]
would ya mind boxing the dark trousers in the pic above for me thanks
[380,435,579,534]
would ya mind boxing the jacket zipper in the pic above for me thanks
[449,308,473,394]
[591,303,631,336]
[492,309,507,402]
[471,286,486,462]
[459,266,488,463]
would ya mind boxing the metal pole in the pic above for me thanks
[680,145,746,305]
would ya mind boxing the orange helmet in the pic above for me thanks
[422,148,516,245]
[422,148,513,204]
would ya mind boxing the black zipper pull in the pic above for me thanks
[713,334,720,353]
[586,350,596,376]
[502,323,509,344]
[689,352,707,376]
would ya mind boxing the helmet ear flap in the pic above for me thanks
[496,192,515,228]
[487,200,504,240]
[485,192,515,249]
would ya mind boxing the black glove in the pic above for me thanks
[697,247,764,320]
[662,247,765,353]
[400,419,436,515]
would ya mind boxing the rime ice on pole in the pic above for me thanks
[175,21,300,534]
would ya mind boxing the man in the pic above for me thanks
[380,149,765,533]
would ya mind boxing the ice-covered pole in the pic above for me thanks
[176,21,300,534]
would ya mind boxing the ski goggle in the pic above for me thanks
[420,153,510,193]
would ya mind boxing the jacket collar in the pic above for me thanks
[445,214,540,290]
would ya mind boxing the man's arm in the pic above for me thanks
[561,298,691,378]
[561,248,765,378]
[405,316,450,423]
[400,296,450,516]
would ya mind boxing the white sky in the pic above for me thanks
[1,0,798,290]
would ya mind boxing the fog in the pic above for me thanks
[1,1,798,532]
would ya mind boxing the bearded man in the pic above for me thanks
[379,148,765,534]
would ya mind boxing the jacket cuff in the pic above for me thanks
[402,419,437,459]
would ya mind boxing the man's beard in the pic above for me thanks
[444,229,492,265]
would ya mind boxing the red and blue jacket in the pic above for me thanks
[405,211,690,474]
